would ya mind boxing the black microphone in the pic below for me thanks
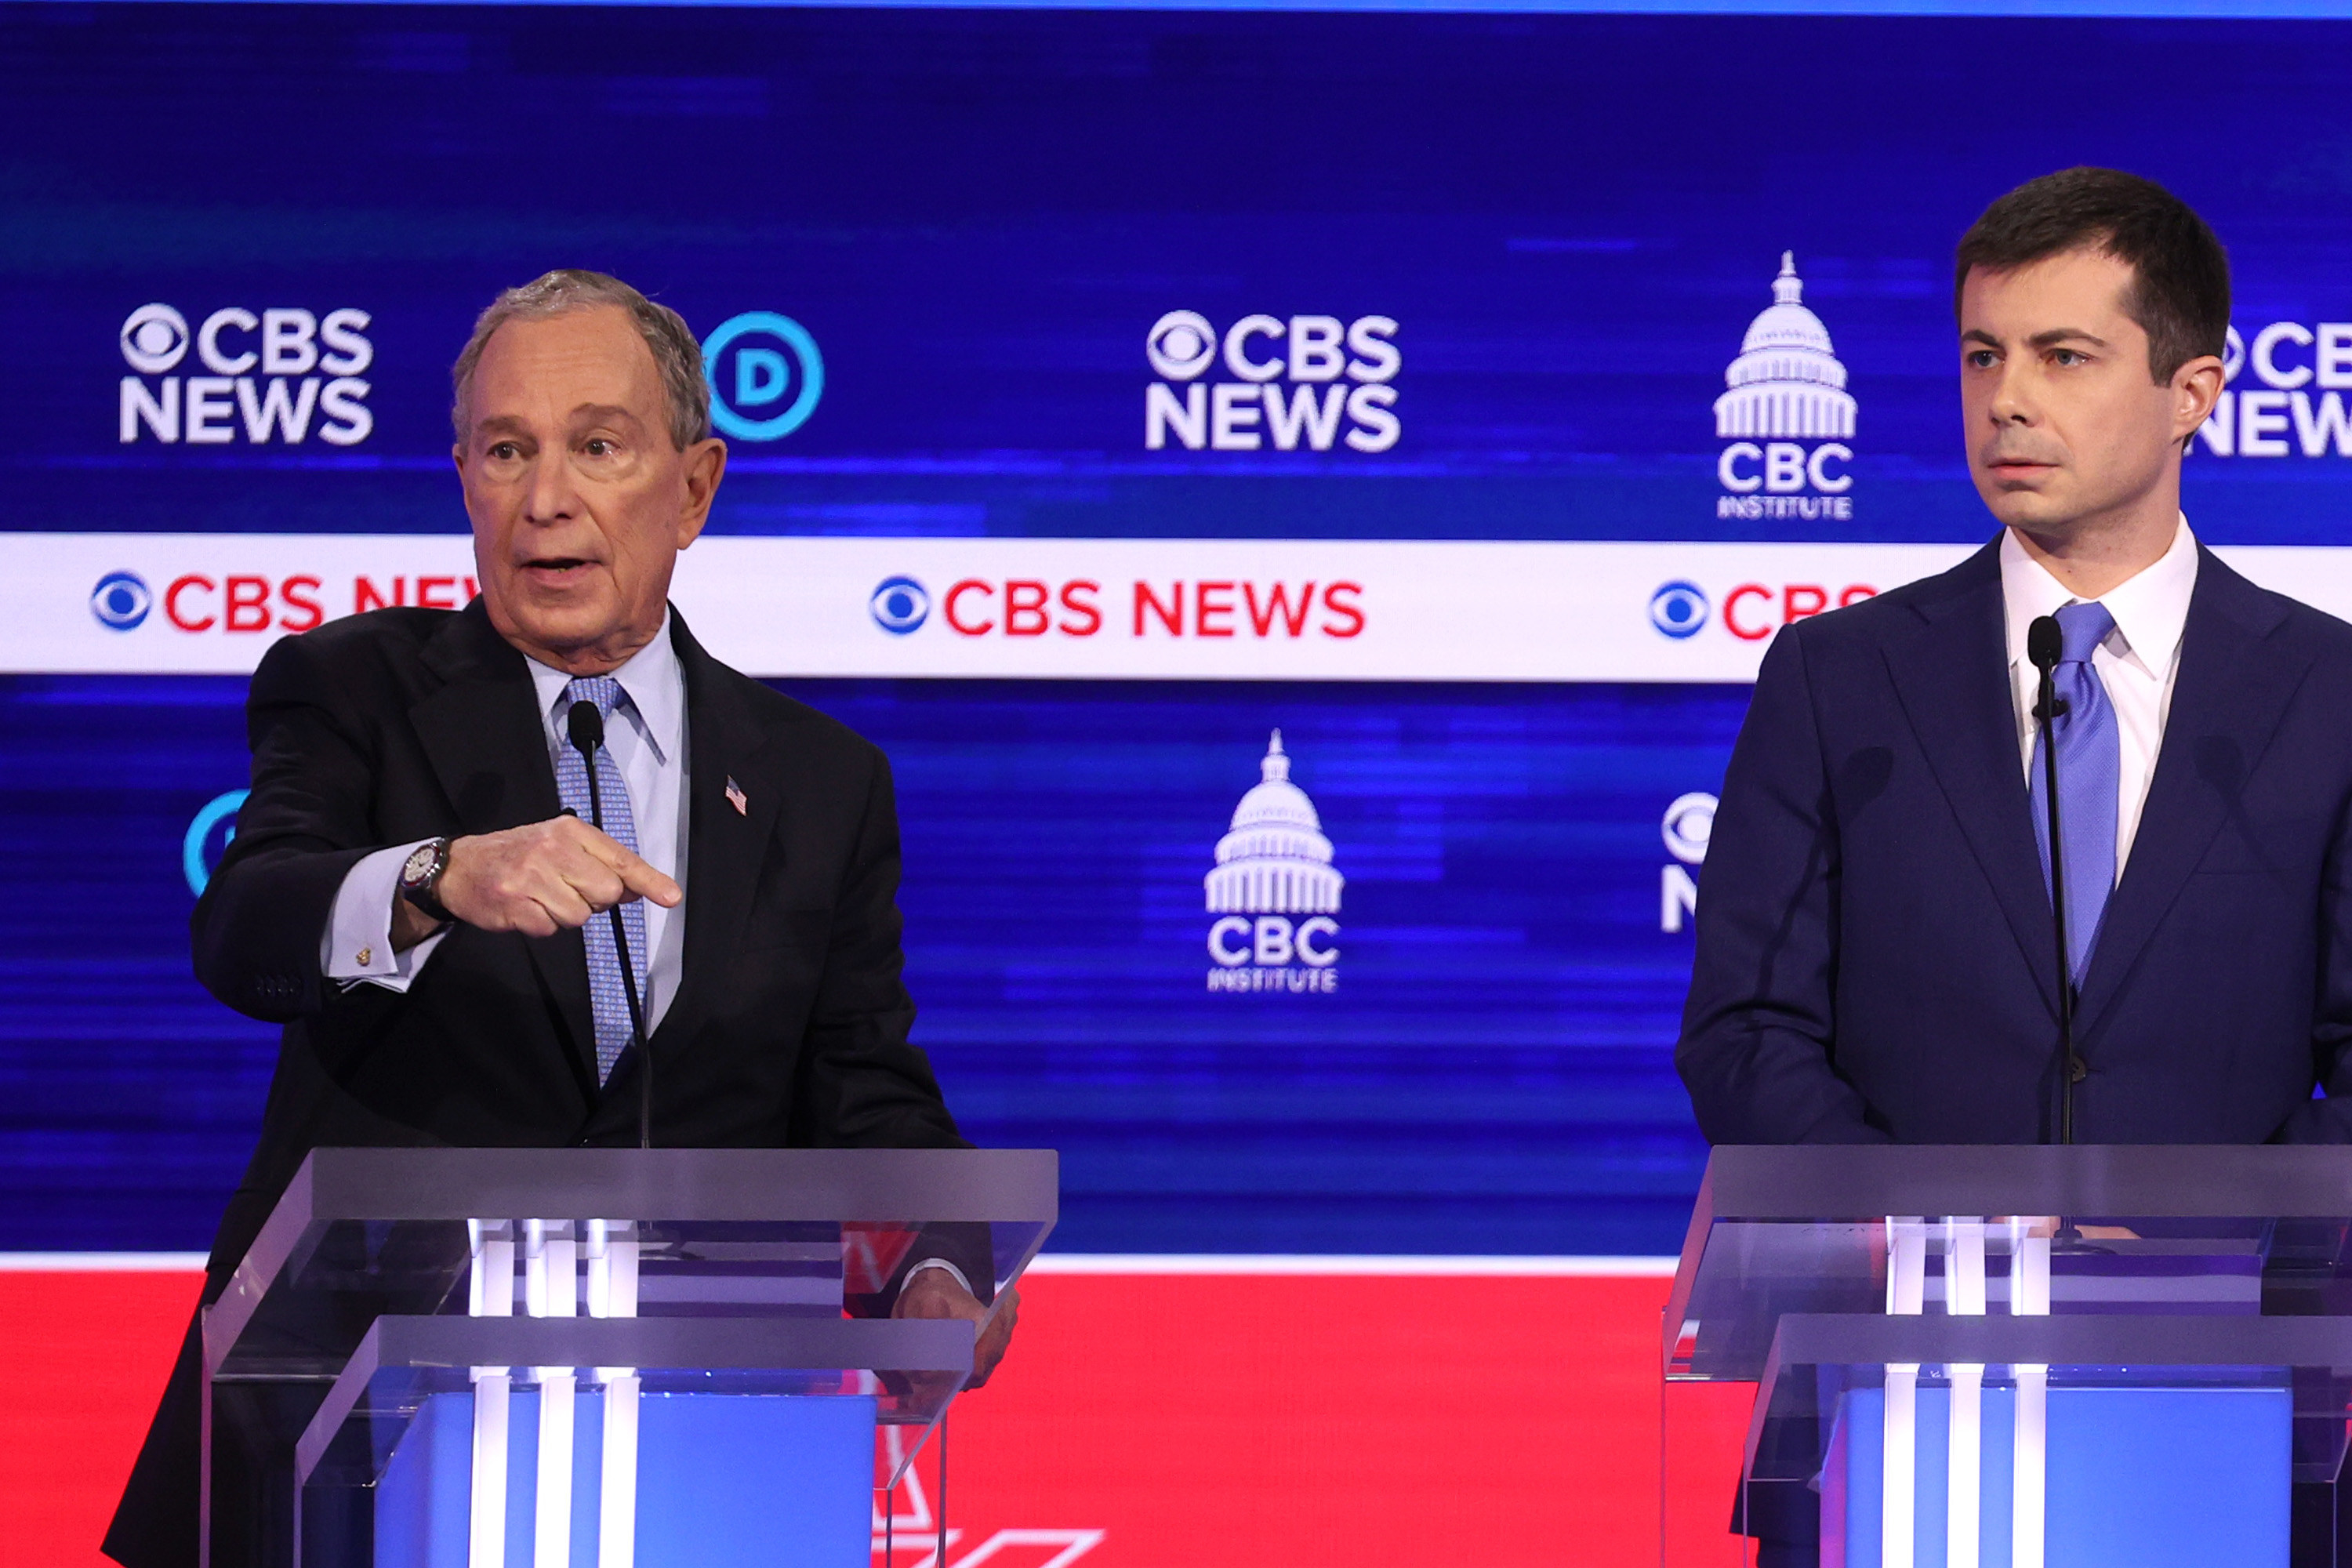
[2027,615,2086,1145]
[567,699,654,1151]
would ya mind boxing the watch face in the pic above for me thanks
[401,844,438,885]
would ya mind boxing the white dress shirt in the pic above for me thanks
[2001,517,2198,882]
[320,612,692,1033]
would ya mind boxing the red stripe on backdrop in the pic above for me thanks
[0,1265,1753,1567]
[0,1269,201,1566]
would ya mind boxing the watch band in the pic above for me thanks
[397,837,454,924]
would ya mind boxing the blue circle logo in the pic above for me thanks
[869,576,931,635]
[703,312,824,441]
[91,570,152,630]
[1650,580,1709,639]
[183,789,249,895]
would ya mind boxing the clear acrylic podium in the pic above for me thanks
[1664,1146,2352,1568]
[200,1147,1056,1568]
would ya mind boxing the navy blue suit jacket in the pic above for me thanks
[1679,536,2352,1145]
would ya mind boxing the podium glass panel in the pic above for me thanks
[201,1148,1055,1568]
[1663,1148,2352,1568]
[206,1149,1053,1382]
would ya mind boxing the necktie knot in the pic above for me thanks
[561,675,626,724]
[2055,601,2115,666]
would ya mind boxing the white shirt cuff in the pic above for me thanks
[321,841,451,993]
[905,1258,973,1296]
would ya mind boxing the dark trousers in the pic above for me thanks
[105,1308,339,1568]
[104,1314,202,1568]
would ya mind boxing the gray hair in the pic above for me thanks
[450,269,711,451]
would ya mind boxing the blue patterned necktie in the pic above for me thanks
[553,676,648,1085]
[2029,601,2121,986]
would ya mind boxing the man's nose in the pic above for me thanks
[523,452,583,523]
[1987,360,2039,425]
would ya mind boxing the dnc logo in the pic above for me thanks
[183,789,250,895]
[702,312,823,441]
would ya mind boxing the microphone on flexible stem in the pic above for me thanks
[2027,615,2086,1146]
[568,699,653,1152]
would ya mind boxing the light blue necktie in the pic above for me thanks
[553,676,648,1085]
[2029,601,2120,986]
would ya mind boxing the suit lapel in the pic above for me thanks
[410,602,597,1087]
[412,602,560,833]
[1880,539,2065,1015]
[647,609,782,1055]
[2074,550,2305,1033]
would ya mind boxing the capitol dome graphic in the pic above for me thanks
[1204,730,1344,915]
[1714,252,1856,441]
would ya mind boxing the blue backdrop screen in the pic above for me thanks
[9,7,2352,543]
[5,2,2351,1255]
[0,673,1740,1252]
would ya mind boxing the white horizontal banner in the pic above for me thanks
[12,532,2352,681]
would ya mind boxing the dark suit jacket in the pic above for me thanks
[107,599,975,1568]
[1679,537,2352,1145]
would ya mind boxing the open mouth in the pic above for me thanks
[519,556,600,583]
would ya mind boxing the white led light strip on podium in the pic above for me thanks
[467,1218,641,1568]
[1878,1214,2056,1568]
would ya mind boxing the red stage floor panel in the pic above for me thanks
[1,1263,1753,1567]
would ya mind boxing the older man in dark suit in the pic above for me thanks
[106,270,1013,1568]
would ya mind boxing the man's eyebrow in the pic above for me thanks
[2027,328,2111,350]
[472,414,532,437]
[1961,328,2002,349]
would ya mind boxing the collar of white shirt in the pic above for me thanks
[523,607,684,767]
[2000,514,2198,684]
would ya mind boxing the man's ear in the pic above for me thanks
[2170,354,2226,446]
[675,437,727,549]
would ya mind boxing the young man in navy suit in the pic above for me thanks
[1682,166,2352,1149]
[1681,162,2352,1568]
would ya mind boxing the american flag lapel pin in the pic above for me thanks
[724,775,748,816]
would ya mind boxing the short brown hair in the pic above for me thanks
[451,270,711,450]
[1954,167,2230,384]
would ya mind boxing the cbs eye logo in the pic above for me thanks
[1146,310,1218,381]
[1649,580,1709,639]
[120,306,191,374]
[1661,792,1716,865]
[702,312,824,441]
[91,570,153,630]
[869,575,930,635]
